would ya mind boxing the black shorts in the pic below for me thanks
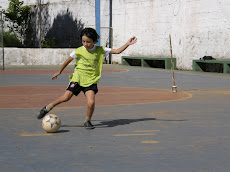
[66,82,98,96]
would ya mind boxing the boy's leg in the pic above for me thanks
[84,90,96,129]
[37,90,73,119]
[52,90,74,107]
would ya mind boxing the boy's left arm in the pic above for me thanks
[110,36,137,54]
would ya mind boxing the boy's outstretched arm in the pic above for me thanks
[51,57,73,80]
[110,36,137,54]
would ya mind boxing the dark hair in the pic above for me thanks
[80,28,100,42]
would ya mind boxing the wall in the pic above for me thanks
[112,0,230,70]
[2,0,230,70]
[4,48,75,65]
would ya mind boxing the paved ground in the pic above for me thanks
[1,64,230,172]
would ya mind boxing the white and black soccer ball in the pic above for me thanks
[42,114,61,133]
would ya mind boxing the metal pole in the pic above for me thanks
[0,6,4,70]
[39,0,42,48]
[109,0,112,64]
[95,0,100,46]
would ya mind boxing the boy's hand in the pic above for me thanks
[110,36,137,54]
[51,71,61,80]
[127,36,137,45]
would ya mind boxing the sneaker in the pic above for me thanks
[37,106,49,119]
[84,121,95,129]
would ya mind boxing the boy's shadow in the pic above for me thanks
[94,118,186,128]
[94,118,155,128]
[55,130,70,133]
[61,118,187,128]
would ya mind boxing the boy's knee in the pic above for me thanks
[62,94,71,102]
[87,100,95,108]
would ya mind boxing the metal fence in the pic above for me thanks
[0,6,4,70]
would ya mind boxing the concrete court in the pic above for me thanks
[0,64,230,172]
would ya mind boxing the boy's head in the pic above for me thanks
[80,28,100,50]
[80,28,99,43]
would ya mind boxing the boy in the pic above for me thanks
[37,27,137,129]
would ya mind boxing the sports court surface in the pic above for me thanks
[1,64,230,172]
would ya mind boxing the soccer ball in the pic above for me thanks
[42,114,61,133]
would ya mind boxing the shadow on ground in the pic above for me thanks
[61,118,188,128]
[93,118,188,128]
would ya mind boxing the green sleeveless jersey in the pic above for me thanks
[69,46,105,87]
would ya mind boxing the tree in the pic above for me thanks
[3,0,31,45]
[3,31,23,47]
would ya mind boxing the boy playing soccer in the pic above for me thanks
[37,27,137,129]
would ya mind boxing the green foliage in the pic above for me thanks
[3,0,31,44]
[3,31,23,47]
[42,37,56,48]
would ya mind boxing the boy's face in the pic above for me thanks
[82,35,96,50]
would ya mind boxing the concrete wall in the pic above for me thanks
[29,0,110,47]
[2,0,230,70]
[4,48,75,65]
[111,0,230,70]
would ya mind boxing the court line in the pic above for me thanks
[134,130,160,132]
[20,133,53,136]
[113,133,156,136]
[0,85,193,109]
[141,141,160,143]
[0,93,192,110]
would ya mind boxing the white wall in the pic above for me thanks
[112,0,230,70]
[4,48,74,65]
[2,0,230,70]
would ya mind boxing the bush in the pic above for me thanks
[3,31,23,47]
[42,37,56,48]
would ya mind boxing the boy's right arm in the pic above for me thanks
[110,37,137,54]
[51,57,73,80]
